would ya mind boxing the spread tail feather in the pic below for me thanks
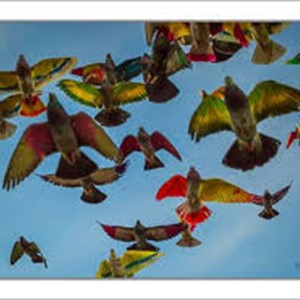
[94,107,131,127]
[144,156,164,171]
[259,208,279,219]
[0,119,16,140]
[222,133,281,171]
[176,230,201,247]
[81,183,107,204]
[187,44,216,62]
[56,151,98,179]
[147,76,179,103]
[252,40,286,64]
[176,203,212,226]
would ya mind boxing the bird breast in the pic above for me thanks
[187,179,201,212]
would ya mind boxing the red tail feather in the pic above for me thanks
[187,53,216,62]
[156,175,187,200]
[176,203,212,226]
[234,23,249,47]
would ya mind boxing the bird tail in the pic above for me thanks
[222,133,281,171]
[187,44,216,62]
[258,208,279,219]
[176,202,212,226]
[147,75,179,103]
[94,107,131,127]
[176,230,201,247]
[252,40,286,64]
[81,183,107,204]
[56,151,98,179]
[144,155,164,171]
[127,241,159,252]
[19,94,46,117]
[0,119,16,140]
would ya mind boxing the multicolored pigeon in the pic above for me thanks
[251,184,291,219]
[141,33,190,103]
[0,54,77,117]
[59,54,147,127]
[10,236,47,268]
[156,167,257,227]
[98,220,188,251]
[3,93,122,191]
[71,54,142,85]
[286,124,300,148]
[189,77,300,171]
[39,162,128,204]
[119,127,181,170]
[96,249,164,278]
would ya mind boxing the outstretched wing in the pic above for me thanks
[200,178,254,203]
[119,135,141,158]
[58,79,102,108]
[99,223,135,242]
[0,94,23,118]
[10,241,24,265]
[156,175,187,200]
[144,222,187,241]
[122,250,164,277]
[32,57,78,90]
[0,72,19,94]
[3,123,57,190]
[71,112,121,163]
[249,80,300,123]
[112,82,147,106]
[189,94,232,142]
[251,184,292,205]
[95,259,112,278]
[151,131,181,160]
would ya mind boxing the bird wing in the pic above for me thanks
[251,183,292,205]
[189,94,232,142]
[156,175,187,200]
[111,82,147,106]
[144,222,187,241]
[58,79,103,108]
[165,42,191,76]
[0,72,19,94]
[200,178,254,203]
[71,112,121,162]
[150,131,181,160]
[99,223,135,242]
[249,80,300,123]
[119,135,141,158]
[95,259,112,278]
[32,57,78,90]
[10,241,24,265]
[72,63,105,77]
[3,123,57,190]
[121,250,164,277]
[165,22,191,43]
[0,94,23,118]
[116,57,142,81]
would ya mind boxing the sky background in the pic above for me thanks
[0,21,300,279]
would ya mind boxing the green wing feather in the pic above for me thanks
[249,80,300,123]
[189,94,232,142]
[58,79,103,108]
[112,82,148,105]
[10,241,24,265]
[166,43,191,76]
[121,250,164,277]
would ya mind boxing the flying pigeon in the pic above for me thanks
[3,93,122,190]
[189,77,300,171]
[119,127,181,170]
[98,220,188,251]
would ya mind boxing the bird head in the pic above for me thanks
[47,93,69,124]
[110,249,118,260]
[199,90,208,100]
[135,220,146,234]
[187,167,201,181]
[264,189,272,200]
[16,54,31,78]
[137,127,149,142]
[224,76,234,87]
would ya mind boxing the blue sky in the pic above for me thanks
[0,21,300,278]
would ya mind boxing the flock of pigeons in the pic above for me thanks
[2,22,300,278]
